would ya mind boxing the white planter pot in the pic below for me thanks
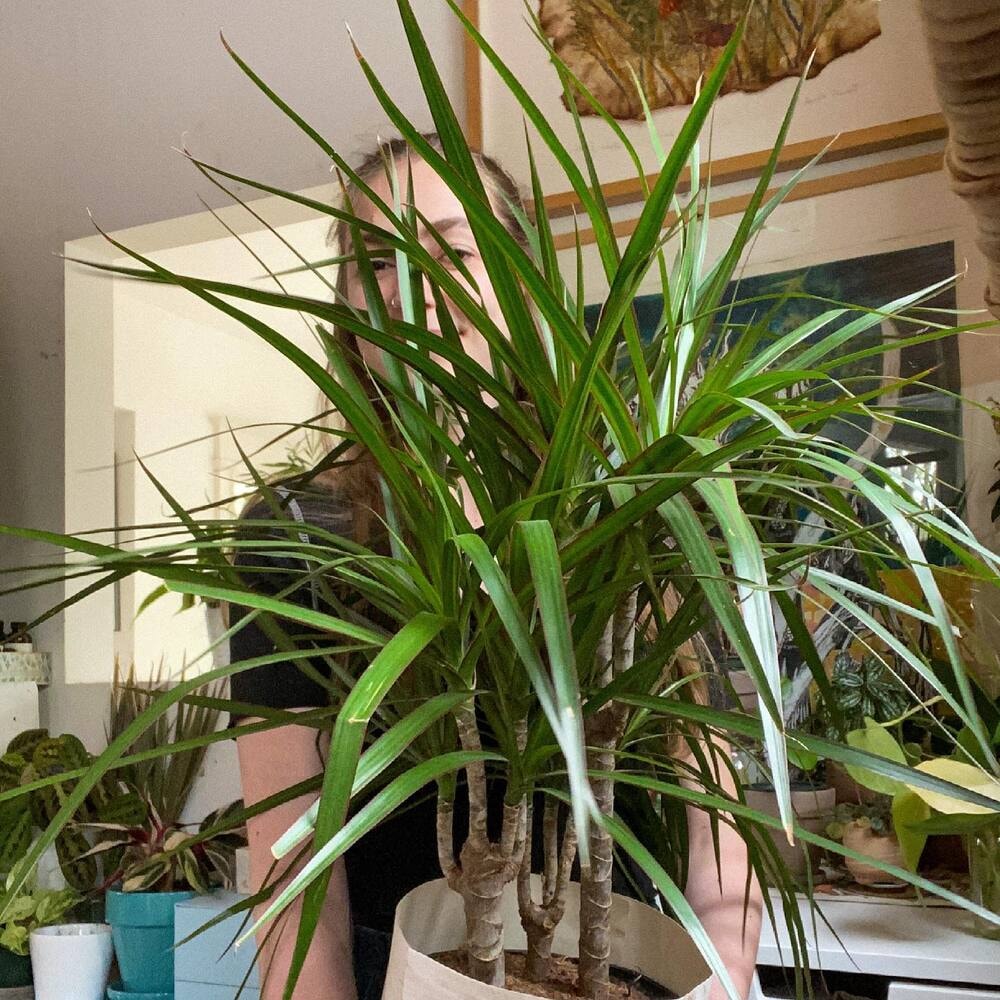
[381,878,712,1000]
[29,924,113,1000]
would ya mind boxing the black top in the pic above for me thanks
[228,485,653,933]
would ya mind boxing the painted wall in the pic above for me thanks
[0,3,466,759]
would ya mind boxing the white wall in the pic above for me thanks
[62,186,344,694]
[0,2,466,756]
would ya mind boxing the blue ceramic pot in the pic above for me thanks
[104,888,195,993]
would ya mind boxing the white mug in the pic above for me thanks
[29,923,114,1000]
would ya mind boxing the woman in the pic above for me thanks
[231,135,761,1000]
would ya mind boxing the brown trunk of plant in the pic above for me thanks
[578,590,637,1000]
[517,799,577,982]
[437,707,527,988]
[578,728,616,1000]
[460,849,509,987]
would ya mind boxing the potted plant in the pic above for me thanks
[77,663,247,995]
[86,795,245,994]
[813,650,911,804]
[0,883,80,990]
[743,764,836,882]
[825,799,905,886]
[4,2,1000,998]
[846,715,1000,935]
[0,728,142,893]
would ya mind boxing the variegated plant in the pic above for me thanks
[79,798,245,894]
[2,3,1000,999]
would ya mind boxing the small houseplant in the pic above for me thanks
[0,728,142,893]
[4,3,1000,999]
[814,650,911,804]
[825,799,905,886]
[79,663,246,994]
[845,714,1000,934]
[0,883,80,988]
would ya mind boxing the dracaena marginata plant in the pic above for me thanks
[5,3,1000,999]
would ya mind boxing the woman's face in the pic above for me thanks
[344,157,508,380]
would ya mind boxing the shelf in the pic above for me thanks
[759,887,1000,987]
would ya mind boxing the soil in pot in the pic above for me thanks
[432,950,676,1000]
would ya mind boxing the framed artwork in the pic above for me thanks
[582,240,964,504]
[465,1,945,212]
[565,159,992,557]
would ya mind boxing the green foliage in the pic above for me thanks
[0,729,138,891]
[4,1,1000,996]
[815,651,911,740]
[845,717,909,797]
[0,884,81,956]
[76,663,247,894]
[826,797,894,839]
[106,660,219,826]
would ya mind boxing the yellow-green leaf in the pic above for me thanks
[844,719,906,797]
[892,790,930,870]
[907,760,1000,816]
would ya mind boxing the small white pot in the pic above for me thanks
[29,923,113,1000]
[381,878,712,1000]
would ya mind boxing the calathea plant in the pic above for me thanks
[4,3,1000,999]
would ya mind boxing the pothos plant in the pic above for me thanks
[0,883,80,957]
[3,3,1000,1000]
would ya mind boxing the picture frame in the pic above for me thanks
[464,1,946,216]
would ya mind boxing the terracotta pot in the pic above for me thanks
[842,822,905,886]
[726,670,760,714]
[744,784,837,879]
[826,761,878,806]
[381,877,712,999]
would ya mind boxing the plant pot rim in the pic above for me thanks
[844,821,897,836]
[29,922,111,939]
[381,877,712,1000]
[747,780,832,793]
[105,886,196,928]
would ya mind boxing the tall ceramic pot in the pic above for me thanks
[105,888,195,993]
[380,878,712,1000]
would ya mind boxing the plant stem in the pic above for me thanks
[578,589,637,1000]
[517,798,577,982]
[437,706,527,987]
